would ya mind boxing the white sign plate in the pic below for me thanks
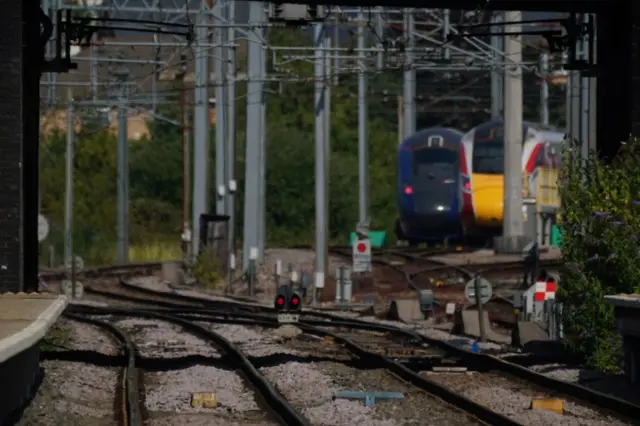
[38,214,50,242]
[464,278,493,305]
[277,313,299,324]
[352,238,372,273]
[65,255,85,272]
[61,280,84,299]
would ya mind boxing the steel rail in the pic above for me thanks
[84,281,640,422]
[63,312,142,426]
[66,306,310,426]
[66,305,504,425]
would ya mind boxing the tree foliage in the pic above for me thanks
[558,139,640,371]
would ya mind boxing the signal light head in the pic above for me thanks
[404,186,413,195]
[275,296,285,310]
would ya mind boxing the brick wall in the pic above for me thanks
[0,0,23,292]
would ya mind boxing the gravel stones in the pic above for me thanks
[116,318,221,359]
[427,372,630,426]
[318,362,482,425]
[67,320,120,355]
[235,248,350,300]
[128,319,273,425]
[144,366,260,413]
[204,323,302,357]
[260,362,399,426]
[17,319,120,426]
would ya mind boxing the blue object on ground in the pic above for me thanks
[333,391,404,407]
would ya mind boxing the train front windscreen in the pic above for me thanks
[411,148,458,213]
[473,141,504,175]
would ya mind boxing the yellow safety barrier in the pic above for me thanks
[530,398,564,414]
[536,167,561,209]
[522,168,561,210]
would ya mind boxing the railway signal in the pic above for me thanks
[274,285,301,324]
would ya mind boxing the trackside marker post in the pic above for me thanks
[248,247,258,296]
[465,276,492,342]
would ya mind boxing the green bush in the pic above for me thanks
[192,247,224,290]
[558,138,640,371]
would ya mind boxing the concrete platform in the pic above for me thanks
[604,294,640,384]
[0,292,68,362]
[429,247,562,266]
[0,292,68,423]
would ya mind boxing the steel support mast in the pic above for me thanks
[357,9,369,228]
[313,22,328,297]
[242,1,264,270]
[403,9,416,138]
[214,5,227,216]
[496,11,525,253]
[115,68,130,264]
[192,7,211,256]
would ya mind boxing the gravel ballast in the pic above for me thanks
[427,371,631,426]
[207,322,484,425]
[123,263,640,421]
[17,318,120,426]
[115,317,277,426]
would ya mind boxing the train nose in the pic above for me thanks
[473,186,503,228]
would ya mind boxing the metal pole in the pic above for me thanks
[90,45,98,101]
[570,71,581,146]
[588,16,597,151]
[491,12,504,119]
[258,6,267,263]
[375,7,384,71]
[313,22,327,302]
[192,9,211,256]
[63,96,74,268]
[333,16,340,85]
[540,53,549,126]
[180,57,190,262]
[215,5,227,216]
[357,9,369,227]
[443,9,451,61]
[116,68,130,264]
[580,13,591,157]
[403,9,416,137]
[474,275,487,342]
[397,95,404,145]
[242,1,262,271]
[227,0,237,292]
[501,11,524,244]
[152,33,158,115]
[324,25,331,249]
[564,52,572,135]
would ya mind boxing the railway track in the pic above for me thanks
[62,308,310,426]
[62,272,640,425]
[61,312,142,426]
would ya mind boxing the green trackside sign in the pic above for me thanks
[350,231,386,248]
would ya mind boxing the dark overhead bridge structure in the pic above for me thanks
[0,0,635,292]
